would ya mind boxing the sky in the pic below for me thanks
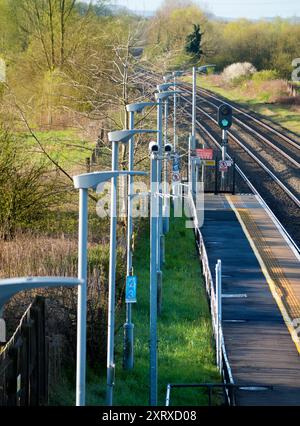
[110,0,300,19]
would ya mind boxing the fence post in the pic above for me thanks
[214,156,218,195]
[232,158,236,195]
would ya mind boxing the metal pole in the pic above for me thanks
[191,68,197,201]
[150,151,158,406]
[222,129,227,161]
[166,384,171,407]
[76,188,88,406]
[188,134,192,193]
[157,98,164,269]
[195,163,199,197]
[218,259,222,372]
[221,129,227,190]
[215,154,218,195]
[174,75,177,151]
[215,261,219,368]
[163,99,170,234]
[192,66,196,141]
[232,157,236,195]
[123,111,135,370]
[173,75,178,202]
[216,260,222,371]
[127,110,135,275]
[197,76,205,185]
[106,140,119,406]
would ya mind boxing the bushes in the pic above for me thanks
[252,70,279,82]
[0,126,63,239]
[222,62,257,83]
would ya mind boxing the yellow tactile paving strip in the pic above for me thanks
[239,208,300,318]
[226,195,300,354]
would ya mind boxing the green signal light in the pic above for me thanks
[222,119,229,126]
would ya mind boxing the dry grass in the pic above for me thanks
[0,233,78,279]
[200,74,292,104]
[1,232,126,370]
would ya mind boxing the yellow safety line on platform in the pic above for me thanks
[226,195,300,355]
[239,209,300,318]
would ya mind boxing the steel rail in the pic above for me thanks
[184,91,300,167]
[180,102,300,254]
[181,94,300,208]
[138,69,300,161]
[189,84,300,150]
[136,68,300,250]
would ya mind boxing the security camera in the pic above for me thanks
[165,144,173,153]
[149,141,159,153]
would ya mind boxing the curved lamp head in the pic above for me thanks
[73,170,148,190]
[163,74,173,82]
[173,70,185,77]
[0,277,82,310]
[126,102,157,114]
[155,90,184,101]
[108,129,158,144]
[197,64,216,74]
[157,82,181,92]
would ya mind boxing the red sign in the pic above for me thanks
[196,149,214,160]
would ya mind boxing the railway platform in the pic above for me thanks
[199,193,300,405]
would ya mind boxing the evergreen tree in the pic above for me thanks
[185,24,203,60]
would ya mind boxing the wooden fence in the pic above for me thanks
[0,296,48,406]
[285,81,299,97]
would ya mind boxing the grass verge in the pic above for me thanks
[83,214,220,406]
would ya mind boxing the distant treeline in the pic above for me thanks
[144,0,300,79]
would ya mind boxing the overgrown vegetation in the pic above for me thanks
[0,0,154,402]
[51,216,220,406]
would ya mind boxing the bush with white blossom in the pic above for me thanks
[222,62,257,83]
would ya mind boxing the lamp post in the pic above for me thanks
[148,141,173,406]
[123,103,157,371]
[190,65,216,198]
[106,130,155,406]
[155,91,183,269]
[163,74,173,83]
[148,141,159,406]
[172,71,184,152]
[74,169,150,405]
[0,277,83,401]
[157,85,172,235]
[0,168,121,408]
[0,169,139,407]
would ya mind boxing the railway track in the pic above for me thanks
[181,94,300,206]
[137,68,300,248]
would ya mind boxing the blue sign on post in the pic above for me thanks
[173,153,180,173]
[126,276,137,304]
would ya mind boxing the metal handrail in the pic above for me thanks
[166,382,273,406]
